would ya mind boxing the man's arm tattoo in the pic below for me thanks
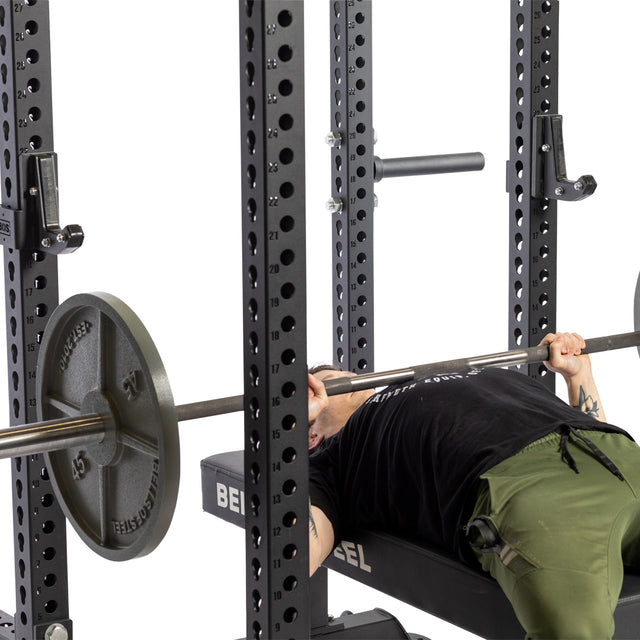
[573,385,600,419]
[309,500,318,540]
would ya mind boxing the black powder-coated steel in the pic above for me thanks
[330,0,375,375]
[507,0,560,392]
[373,152,485,182]
[0,1,72,637]
[239,1,311,637]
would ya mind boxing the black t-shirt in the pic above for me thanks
[309,368,632,563]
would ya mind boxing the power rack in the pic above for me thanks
[1,1,638,640]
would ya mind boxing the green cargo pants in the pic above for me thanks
[468,429,640,640]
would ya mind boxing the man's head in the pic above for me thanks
[308,364,375,452]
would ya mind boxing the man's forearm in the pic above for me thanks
[309,501,321,576]
[564,370,607,423]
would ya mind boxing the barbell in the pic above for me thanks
[4,292,640,561]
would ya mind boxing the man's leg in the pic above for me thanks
[468,431,640,640]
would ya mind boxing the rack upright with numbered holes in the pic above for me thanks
[507,0,595,390]
[0,1,82,638]
[239,1,310,638]
[507,0,559,391]
[329,1,485,375]
[329,0,375,374]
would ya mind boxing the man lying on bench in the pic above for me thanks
[306,332,640,640]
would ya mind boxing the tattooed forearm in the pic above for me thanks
[573,385,600,419]
[309,500,318,540]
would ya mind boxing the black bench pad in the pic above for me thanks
[202,451,640,639]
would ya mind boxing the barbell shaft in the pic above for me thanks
[1,330,638,460]
[325,330,640,395]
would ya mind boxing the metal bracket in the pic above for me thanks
[531,114,596,201]
[26,153,84,254]
[0,205,26,250]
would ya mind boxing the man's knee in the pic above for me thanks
[511,569,615,639]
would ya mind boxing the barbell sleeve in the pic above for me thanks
[373,152,485,182]
[0,414,104,459]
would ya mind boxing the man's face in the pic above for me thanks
[313,368,375,432]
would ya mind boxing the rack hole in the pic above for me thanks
[282,448,297,464]
[245,28,254,52]
[280,215,294,232]
[43,573,56,587]
[44,601,57,614]
[25,21,39,36]
[279,182,294,198]
[281,282,295,299]
[278,10,292,27]
[279,79,293,96]
[279,44,293,62]
[279,148,293,165]
[42,547,56,561]
[279,113,293,130]
[283,511,297,527]
[245,62,255,87]
[281,382,296,399]
[281,316,295,332]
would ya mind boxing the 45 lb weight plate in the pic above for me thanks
[36,293,180,561]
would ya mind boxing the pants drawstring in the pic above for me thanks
[559,426,624,481]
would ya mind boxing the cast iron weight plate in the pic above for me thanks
[36,292,180,561]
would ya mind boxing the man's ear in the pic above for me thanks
[309,430,324,452]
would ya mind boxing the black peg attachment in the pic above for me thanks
[373,152,485,182]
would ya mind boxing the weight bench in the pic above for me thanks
[202,451,640,639]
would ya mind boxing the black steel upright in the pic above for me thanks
[329,0,375,374]
[0,1,72,639]
[239,1,310,638]
[507,0,559,391]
